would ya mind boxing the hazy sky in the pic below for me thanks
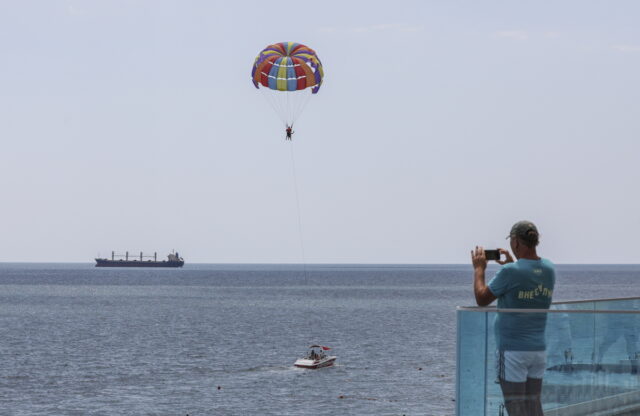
[1,1,639,263]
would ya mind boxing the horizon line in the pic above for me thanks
[0,261,639,266]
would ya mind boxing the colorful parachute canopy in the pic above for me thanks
[251,42,324,94]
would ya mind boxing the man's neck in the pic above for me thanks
[518,250,541,260]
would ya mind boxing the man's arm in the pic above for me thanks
[471,246,497,307]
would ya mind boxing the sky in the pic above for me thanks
[0,1,639,263]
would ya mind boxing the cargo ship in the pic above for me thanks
[95,251,184,268]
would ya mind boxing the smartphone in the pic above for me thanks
[485,250,501,261]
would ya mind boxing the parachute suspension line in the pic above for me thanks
[292,91,312,128]
[286,91,292,126]
[260,88,313,129]
[285,91,295,127]
[289,141,308,283]
[260,88,287,126]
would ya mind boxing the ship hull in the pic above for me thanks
[95,259,184,268]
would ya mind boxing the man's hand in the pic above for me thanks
[497,249,515,265]
[471,246,488,270]
[471,245,497,306]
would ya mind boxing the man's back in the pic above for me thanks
[489,258,556,351]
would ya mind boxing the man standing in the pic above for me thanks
[471,221,556,416]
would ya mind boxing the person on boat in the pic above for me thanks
[285,125,294,140]
[471,221,556,416]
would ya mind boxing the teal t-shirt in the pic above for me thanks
[488,258,556,351]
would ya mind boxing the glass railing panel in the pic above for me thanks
[457,300,640,416]
[456,309,488,416]
[544,311,640,414]
[550,301,595,311]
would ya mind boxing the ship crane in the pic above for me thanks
[110,251,158,261]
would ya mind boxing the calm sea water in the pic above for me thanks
[1,263,639,416]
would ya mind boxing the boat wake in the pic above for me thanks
[242,365,295,373]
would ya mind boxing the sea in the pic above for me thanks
[1,263,639,416]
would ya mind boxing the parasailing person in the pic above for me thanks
[251,42,324,139]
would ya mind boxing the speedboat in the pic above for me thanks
[294,345,336,369]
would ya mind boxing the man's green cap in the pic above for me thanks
[507,220,539,240]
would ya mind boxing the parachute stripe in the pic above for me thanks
[276,57,288,91]
[290,43,305,55]
[293,58,307,90]
[258,58,275,87]
[268,60,279,90]
[251,57,258,79]
[313,67,322,92]
[251,57,260,89]
[287,60,297,91]
[300,62,317,88]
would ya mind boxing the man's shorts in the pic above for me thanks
[496,350,546,383]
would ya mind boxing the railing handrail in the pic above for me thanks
[553,295,640,304]
[457,306,640,314]
[457,296,640,313]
